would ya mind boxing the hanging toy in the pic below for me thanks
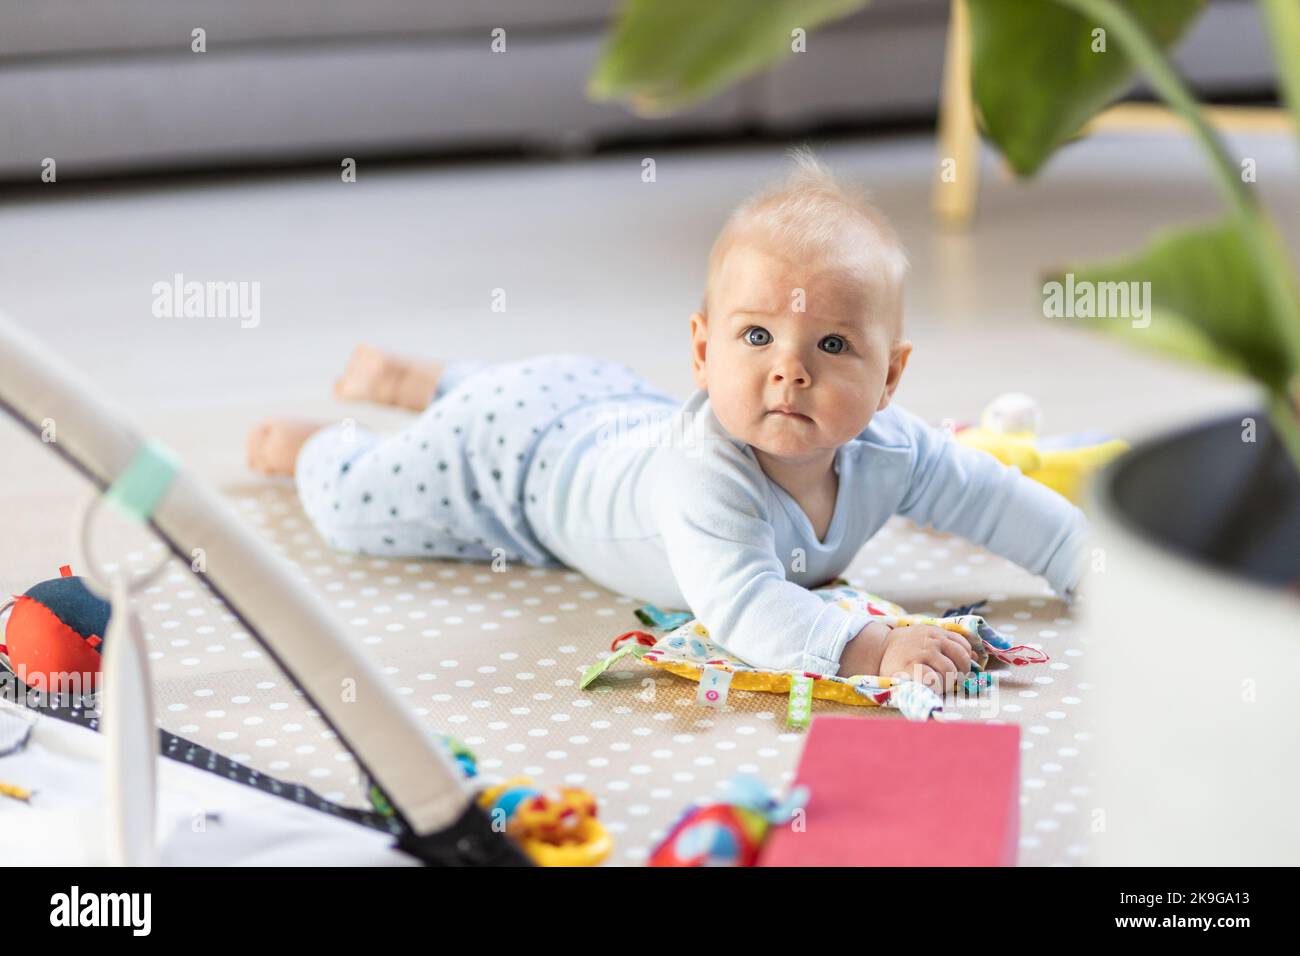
[650,774,809,867]
[476,776,613,867]
[439,734,478,778]
[952,392,1128,504]
[0,565,108,699]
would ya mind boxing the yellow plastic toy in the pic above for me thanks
[954,393,1128,504]
[476,776,613,867]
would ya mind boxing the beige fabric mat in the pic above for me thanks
[101,483,1094,866]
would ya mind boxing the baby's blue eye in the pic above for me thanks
[743,327,849,353]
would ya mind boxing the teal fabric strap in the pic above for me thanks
[105,440,181,522]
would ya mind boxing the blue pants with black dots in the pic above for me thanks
[295,353,667,565]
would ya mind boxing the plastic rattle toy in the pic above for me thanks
[476,776,613,867]
[953,392,1128,504]
[650,774,809,867]
[370,740,611,866]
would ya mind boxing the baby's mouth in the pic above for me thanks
[768,409,812,423]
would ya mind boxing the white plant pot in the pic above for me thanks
[1084,412,1300,865]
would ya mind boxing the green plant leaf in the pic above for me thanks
[968,0,1206,176]
[1046,220,1297,391]
[588,0,869,115]
[1262,0,1300,154]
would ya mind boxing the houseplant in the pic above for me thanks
[589,0,1300,863]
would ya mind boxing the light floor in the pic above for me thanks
[1,128,1295,865]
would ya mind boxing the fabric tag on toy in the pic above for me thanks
[697,667,733,711]
[890,680,944,721]
[786,675,814,729]
[634,604,694,631]
[580,643,648,689]
[962,671,995,696]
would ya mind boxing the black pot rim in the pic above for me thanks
[1090,407,1299,597]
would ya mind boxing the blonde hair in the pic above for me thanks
[701,145,909,328]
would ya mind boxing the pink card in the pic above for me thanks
[759,715,1021,866]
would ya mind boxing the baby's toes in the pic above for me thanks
[247,420,298,476]
[246,422,271,472]
[335,344,385,400]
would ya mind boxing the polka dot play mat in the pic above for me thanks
[118,486,1095,866]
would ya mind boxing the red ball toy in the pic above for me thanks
[1,565,110,698]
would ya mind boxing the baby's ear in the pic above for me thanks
[877,338,912,410]
[689,312,708,389]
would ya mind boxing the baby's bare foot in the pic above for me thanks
[246,418,328,476]
[334,344,443,411]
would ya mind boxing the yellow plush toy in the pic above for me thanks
[954,393,1128,504]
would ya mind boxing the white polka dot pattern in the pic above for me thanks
[132,490,1093,866]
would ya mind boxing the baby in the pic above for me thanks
[247,148,1087,693]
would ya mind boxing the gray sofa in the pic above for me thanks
[0,0,1275,182]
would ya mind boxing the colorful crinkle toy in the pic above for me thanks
[582,583,1049,726]
[477,776,613,867]
[952,392,1128,505]
[650,775,808,867]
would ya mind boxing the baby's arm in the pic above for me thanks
[653,457,875,675]
[894,407,1089,600]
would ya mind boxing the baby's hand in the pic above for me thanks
[836,621,892,677]
[878,624,974,694]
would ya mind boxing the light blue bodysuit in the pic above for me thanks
[296,353,1087,673]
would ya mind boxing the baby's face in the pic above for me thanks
[691,234,910,463]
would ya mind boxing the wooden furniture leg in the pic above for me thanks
[933,0,980,229]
